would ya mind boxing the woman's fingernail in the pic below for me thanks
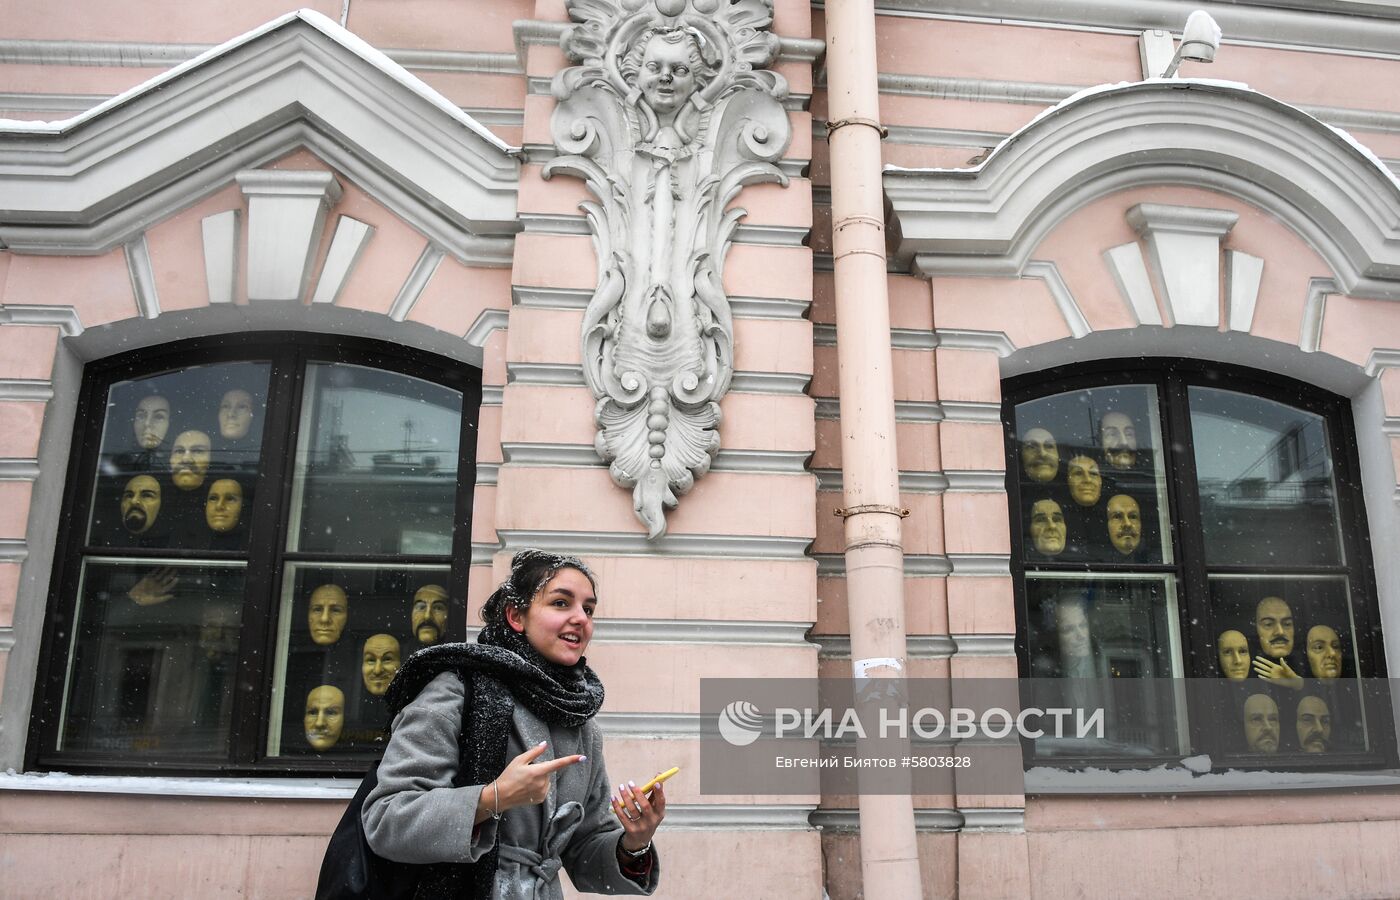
[628,780,636,788]
[579,756,588,762]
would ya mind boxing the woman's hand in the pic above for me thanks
[492,742,585,813]
[612,780,665,851]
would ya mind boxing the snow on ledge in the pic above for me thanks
[0,769,358,800]
[0,8,513,152]
[1026,763,1400,795]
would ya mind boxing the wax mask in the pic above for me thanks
[218,389,255,441]
[1243,693,1279,753]
[307,584,348,645]
[1067,455,1102,507]
[304,685,345,750]
[133,395,171,450]
[1306,625,1343,680]
[1106,494,1141,556]
[170,430,211,491]
[1020,428,1059,483]
[1296,695,1332,753]
[361,634,401,696]
[1217,630,1250,680]
[1028,499,1066,556]
[204,479,243,533]
[120,475,162,534]
[1255,596,1294,659]
[412,584,449,644]
[1099,411,1138,469]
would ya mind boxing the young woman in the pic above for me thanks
[362,550,663,898]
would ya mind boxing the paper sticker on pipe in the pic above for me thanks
[853,657,903,680]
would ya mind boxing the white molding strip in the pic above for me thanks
[507,362,811,395]
[727,296,812,320]
[949,554,1012,576]
[123,235,161,320]
[1300,277,1337,353]
[959,808,1025,833]
[387,245,446,323]
[935,329,1016,357]
[0,92,105,112]
[312,216,375,305]
[475,462,499,486]
[875,72,1078,105]
[497,529,813,560]
[951,633,1016,656]
[463,308,510,348]
[501,444,810,475]
[0,459,41,480]
[596,712,704,738]
[0,627,14,651]
[940,400,1002,424]
[0,381,53,402]
[814,553,952,577]
[0,305,83,336]
[592,619,816,646]
[810,808,974,833]
[1023,261,1091,339]
[511,286,591,309]
[200,210,239,306]
[813,634,958,659]
[815,467,1002,494]
[660,804,817,830]
[0,539,29,562]
[480,385,504,406]
[1363,348,1400,377]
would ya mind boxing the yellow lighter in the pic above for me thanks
[638,766,680,795]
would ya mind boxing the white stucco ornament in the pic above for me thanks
[546,0,792,537]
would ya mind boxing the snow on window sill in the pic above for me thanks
[0,770,358,800]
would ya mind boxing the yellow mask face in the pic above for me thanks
[304,685,345,751]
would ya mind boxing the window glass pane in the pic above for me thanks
[1024,575,1186,758]
[1189,387,1343,566]
[266,562,456,757]
[1206,575,1368,756]
[88,362,270,551]
[1014,386,1171,564]
[289,364,463,555]
[58,560,245,756]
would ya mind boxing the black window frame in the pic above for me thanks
[27,331,482,776]
[1003,357,1393,770]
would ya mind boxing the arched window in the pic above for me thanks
[28,334,480,775]
[1006,360,1388,767]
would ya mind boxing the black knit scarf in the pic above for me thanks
[382,622,604,900]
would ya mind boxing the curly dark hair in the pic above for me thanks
[480,548,598,626]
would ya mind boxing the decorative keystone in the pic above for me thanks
[236,170,343,302]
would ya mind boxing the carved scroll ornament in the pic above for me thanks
[545,0,792,537]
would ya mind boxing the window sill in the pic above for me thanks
[1025,764,1400,795]
[0,771,359,800]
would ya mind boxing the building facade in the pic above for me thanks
[3,0,1400,897]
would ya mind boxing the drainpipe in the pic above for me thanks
[824,0,923,896]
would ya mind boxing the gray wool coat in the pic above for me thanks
[362,671,660,899]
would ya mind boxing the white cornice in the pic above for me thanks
[885,80,1400,301]
[0,11,519,262]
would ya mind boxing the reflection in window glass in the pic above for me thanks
[1189,387,1342,566]
[1024,575,1184,758]
[59,560,244,756]
[1015,385,1171,565]
[88,362,269,552]
[267,562,454,757]
[290,364,463,556]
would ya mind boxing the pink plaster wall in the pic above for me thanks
[586,555,816,622]
[145,184,245,312]
[931,277,1069,349]
[0,64,168,97]
[412,71,526,113]
[407,261,512,339]
[814,574,950,637]
[0,402,46,458]
[347,0,529,53]
[0,482,34,540]
[512,233,597,290]
[717,393,815,453]
[0,563,19,629]
[590,643,815,712]
[941,493,1011,556]
[1380,368,1400,417]
[723,244,812,303]
[498,384,595,445]
[0,326,59,381]
[733,318,814,376]
[947,575,1016,636]
[3,251,137,328]
[318,179,429,316]
[935,349,1002,404]
[4,0,339,41]
[940,423,1006,474]
[1320,294,1400,368]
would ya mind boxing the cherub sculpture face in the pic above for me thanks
[1099,412,1138,469]
[1243,693,1279,753]
[1255,596,1294,659]
[1106,494,1141,556]
[1020,428,1059,483]
[170,430,211,491]
[304,685,345,751]
[133,395,171,450]
[412,584,450,644]
[1296,695,1332,754]
[120,475,162,535]
[361,634,401,697]
[637,32,699,116]
[1028,499,1066,556]
[308,584,348,646]
[218,389,255,440]
[204,478,243,533]
[1066,455,1102,507]
[1306,625,1343,680]
[1217,629,1250,680]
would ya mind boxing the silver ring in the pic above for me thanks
[625,812,640,822]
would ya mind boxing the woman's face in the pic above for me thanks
[506,567,596,666]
